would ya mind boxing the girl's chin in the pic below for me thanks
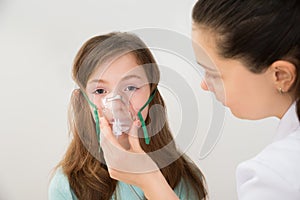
[118,133,128,138]
[117,133,130,150]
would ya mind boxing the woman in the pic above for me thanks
[48,32,207,200]
[192,0,300,199]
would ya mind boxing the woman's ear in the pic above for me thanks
[270,60,297,93]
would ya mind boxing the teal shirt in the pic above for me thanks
[48,168,198,200]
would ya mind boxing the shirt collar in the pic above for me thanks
[274,101,300,142]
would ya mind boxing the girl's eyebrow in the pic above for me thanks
[88,79,108,84]
[87,75,142,84]
[120,74,143,81]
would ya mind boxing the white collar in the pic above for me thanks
[273,102,300,142]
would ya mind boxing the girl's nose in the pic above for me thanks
[201,79,209,91]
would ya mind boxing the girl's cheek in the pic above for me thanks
[140,106,149,120]
[131,100,147,114]
[130,97,150,120]
[89,95,102,108]
[131,89,149,108]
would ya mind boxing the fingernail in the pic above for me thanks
[134,120,141,127]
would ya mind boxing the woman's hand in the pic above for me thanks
[99,117,179,200]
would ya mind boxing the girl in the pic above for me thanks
[48,32,207,200]
[192,0,300,199]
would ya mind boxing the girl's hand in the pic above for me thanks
[99,117,179,200]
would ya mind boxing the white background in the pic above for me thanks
[0,0,278,199]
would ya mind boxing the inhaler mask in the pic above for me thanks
[82,87,157,145]
[101,92,135,137]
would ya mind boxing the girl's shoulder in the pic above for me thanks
[48,167,77,200]
[48,168,201,200]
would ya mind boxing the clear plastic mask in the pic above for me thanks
[101,93,135,137]
[82,86,157,145]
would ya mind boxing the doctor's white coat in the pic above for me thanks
[236,102,300,200]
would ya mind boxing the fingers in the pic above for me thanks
[128,120,144,153]
[99,117,125,165]
[99,117,122,148]
[100,116,143,153]
[100,117,158,173]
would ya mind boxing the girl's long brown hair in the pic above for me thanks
[57,32,207,200]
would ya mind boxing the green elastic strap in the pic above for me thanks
[81,91,101,146]
[137,88,157,145]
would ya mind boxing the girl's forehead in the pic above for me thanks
[87,56,149,88]
[94,66,147,82]
[94,53,140,73]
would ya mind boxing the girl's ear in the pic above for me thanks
[270,60,297,93]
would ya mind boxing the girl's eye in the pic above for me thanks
[124,86,139,91]
[94,89,107,94]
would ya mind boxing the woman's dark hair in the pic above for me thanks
[192,0,300,120]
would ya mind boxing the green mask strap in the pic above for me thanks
[81,91,101,145]
[137,88,157,145]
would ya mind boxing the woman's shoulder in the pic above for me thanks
[48,167,76,200]
[256,127,300,170]
[237,155,300,199]
[237,130,300,196]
